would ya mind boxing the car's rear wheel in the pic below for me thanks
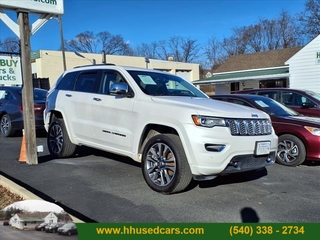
[0,114,15,137]
[142,134,192,194]
[277,134,306,166]
[47,118,76,158]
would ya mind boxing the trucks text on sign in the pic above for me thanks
[0,56,23,85]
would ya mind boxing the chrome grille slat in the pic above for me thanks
[226,119,272,136]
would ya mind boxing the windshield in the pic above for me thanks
[306,90,320,101]
[61,223,75,228]
[127,70,208,98]
[252,96,300,116]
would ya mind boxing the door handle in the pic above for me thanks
[65,94,72,97]
[93,98,101,101]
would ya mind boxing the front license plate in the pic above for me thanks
[255,141,271,155]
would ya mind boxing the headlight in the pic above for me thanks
[192,115,226,128]
[304,126,320,136]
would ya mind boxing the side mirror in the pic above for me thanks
[109,82,128,95]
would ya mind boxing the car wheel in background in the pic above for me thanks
[47,118,76,158]
[142,134,192,194]
[0,114,15,137]
[277,134,306,167]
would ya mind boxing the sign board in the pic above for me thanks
[316,52,320,65]
[0,56,23,85]
[0,0,64,15]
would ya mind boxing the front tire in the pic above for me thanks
[0,114,15,137]
[47,118,76,158]
[142,134,192,194]
[277,134,306,166]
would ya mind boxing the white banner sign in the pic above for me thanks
[0,0,64,15]
[0,56,23,85]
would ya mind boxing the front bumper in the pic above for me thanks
[181,124,278,176]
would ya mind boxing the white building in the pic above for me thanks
[194,34,320,94]
[10,212,58,230]
[285,34,320,93]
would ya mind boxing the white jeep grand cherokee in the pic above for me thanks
[44,64,278,194]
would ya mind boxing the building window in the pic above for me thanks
[231,82,239,93]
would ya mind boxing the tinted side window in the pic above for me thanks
[0,90,14,101]
[256,91,277,101]
[99,71,126,95]
[74,71,100,93]
[57,72,78,90]
[282,92,301,106]
[282,91,313,106]
[99,71,133,95]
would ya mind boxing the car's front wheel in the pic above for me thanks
[277,134,306,166]
[47,118,76,158]
[0,114,15,137]
[141,134,192,194]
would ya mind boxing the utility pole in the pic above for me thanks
[18,11,38,165]
[58,15,66,71]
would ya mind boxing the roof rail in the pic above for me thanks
[74,63,116,69]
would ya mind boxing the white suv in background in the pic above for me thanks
[44,64,278,194]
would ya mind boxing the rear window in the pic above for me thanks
[34,90,47,101]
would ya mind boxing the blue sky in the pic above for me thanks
[0,0,307,52]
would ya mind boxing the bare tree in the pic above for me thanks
[134,42,159,58]
[299,0,320,40]
[156,36,201,62]
[0,37,20,53]
[221,32,247,57]
[203,37,226,70]
[65,30,133,55]
[156,39,171,60]
[277,10,302,48]
[97,31,133,55]
[65,31,98,53]
[221,10,302,58]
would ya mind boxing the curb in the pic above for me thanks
[0,174,83,223]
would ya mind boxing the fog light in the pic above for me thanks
[205,144,226,152]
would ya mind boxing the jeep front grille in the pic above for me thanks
[226,119,272,136]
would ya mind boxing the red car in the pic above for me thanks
[210,94,320,166]
[35,222,48,231]
[236,88,320,117]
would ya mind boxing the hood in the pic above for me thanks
[150,96,270,119]
[283,115,320,126]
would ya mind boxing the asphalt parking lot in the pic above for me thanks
[0,135,319,223]
[0,222,78,240]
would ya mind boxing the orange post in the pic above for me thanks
[18,129,27,163]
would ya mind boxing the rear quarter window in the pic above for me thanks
[56,72,79,90]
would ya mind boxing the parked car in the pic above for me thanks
[3,220,9,226]
[0,86,48,137]
[35,222,48,231]
[45,222,65,233]
[210,94,320,166]
[57,222,77,236]
[237,88,320,117]
[44,64,278,194]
